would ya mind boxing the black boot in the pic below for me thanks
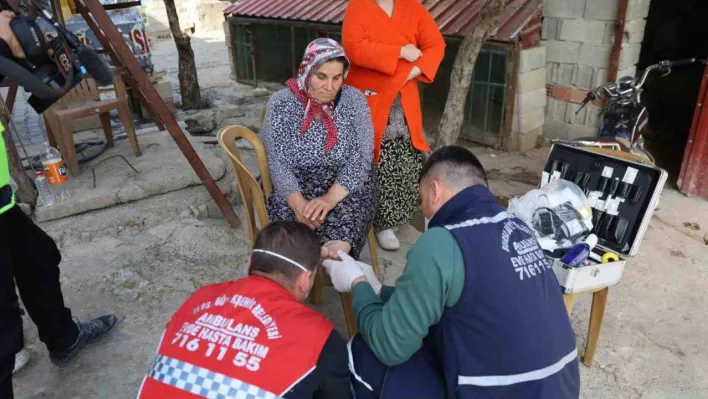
[49,314,119,366]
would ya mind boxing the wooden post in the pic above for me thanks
[607,0,630,83]
[290,26,297,78]
[5,83,18,113]
[76,3,165,131]
[249,24,257,87]
[71,0,240,227]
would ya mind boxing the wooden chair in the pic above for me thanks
[43,72,141,176]
[218,125,380,337]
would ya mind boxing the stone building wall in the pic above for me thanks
[512,46,547,152]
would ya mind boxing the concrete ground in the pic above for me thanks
[33,132,227,222]
[9,30,708,399]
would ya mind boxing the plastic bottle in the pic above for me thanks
[40,142,68,185]
[34,171,55,207]
[9,176,18,194]
[560,234,598,267]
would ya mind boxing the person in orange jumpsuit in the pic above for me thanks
[342,0,445,250]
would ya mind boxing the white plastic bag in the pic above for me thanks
[507,180,593,251]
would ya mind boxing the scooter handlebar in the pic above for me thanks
[668,58,696,67]
[575,92,597,114]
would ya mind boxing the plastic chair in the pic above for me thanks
[43,71,141,175]
[218,125,380,337]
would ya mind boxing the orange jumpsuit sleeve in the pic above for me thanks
[342,9,401,76]
[413,6,446,84]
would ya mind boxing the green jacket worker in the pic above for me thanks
[323,146,581,399]
[1,9,117,398]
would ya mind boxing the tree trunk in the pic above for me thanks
[433,0,509,150]
[0,99,37,206]
[163,0,202,110]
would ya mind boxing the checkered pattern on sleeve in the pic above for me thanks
[147,354,281,399]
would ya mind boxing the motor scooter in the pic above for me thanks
[553,58,701,163]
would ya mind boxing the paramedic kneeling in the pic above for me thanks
[323,146,581,399]
[138,221,351,399]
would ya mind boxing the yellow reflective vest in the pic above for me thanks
[0,123,16,214]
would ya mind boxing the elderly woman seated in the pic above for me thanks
[261,38,378,259]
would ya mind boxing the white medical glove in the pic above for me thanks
[355,261,382,295]
[322,251,365,293]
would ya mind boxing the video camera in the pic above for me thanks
[0,0,113,113]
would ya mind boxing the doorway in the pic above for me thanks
[637,0,708,185]
[232,23,256,85]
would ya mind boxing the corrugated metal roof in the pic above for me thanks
[223,0,542,39]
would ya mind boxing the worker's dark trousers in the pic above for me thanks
[0,355,13,399]
[349,334,446,399]
[0,205,79,396]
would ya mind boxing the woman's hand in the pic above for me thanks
[406,66,422,83]
[296,203,322,230]
[304,196,337,223]
[303,183,349,223]
[287,192,321,230]
[400,44,422,63]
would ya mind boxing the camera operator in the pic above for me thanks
[1,10,118,398]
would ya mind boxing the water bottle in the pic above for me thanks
[560,234,598,267]
[10,177,18,194]
[34,171,55,207]
[40,142,68,185]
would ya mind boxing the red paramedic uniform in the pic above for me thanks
[138,276,347,398]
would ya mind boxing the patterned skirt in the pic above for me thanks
[267,166,379,260]
[375,136,424,230]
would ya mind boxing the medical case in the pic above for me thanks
[541,144,668,294]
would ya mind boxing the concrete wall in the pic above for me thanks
[146,0,193,38]
[541,0,651,139]
[194,2,229,32]
[147,0,227,38]
[511,46,547,152]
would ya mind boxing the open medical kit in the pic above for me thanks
[540,144,667,294]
